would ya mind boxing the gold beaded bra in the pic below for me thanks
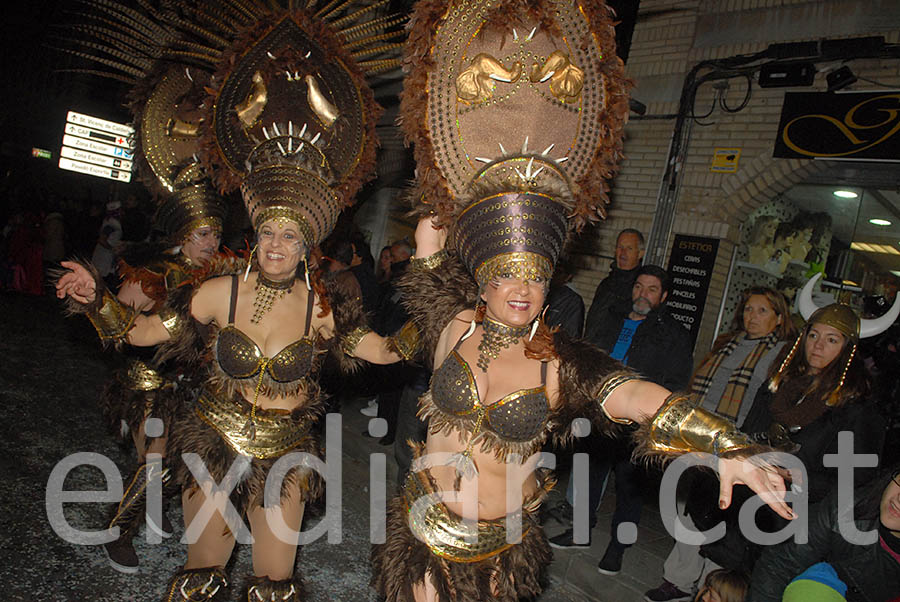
[430,335,550,444]
[215,275,315,386]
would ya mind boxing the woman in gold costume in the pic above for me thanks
[54,0,404,599]
[371,1,794,600]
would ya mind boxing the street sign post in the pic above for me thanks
[59,110,134,182]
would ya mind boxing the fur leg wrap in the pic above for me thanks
[109,460,171,536]
[163,567,228,602]
[246,575,305,601]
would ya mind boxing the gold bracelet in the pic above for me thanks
[409,249,448,271]
[87,289,138,342]
[597,372,639,425]
[646,393,753,456]
[386,319,422,361]
[340,326,372,356]
[158,307,187,338]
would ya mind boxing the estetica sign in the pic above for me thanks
[773,91,900,161]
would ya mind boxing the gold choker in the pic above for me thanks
[251,273,295,324]
[477,316,531,372]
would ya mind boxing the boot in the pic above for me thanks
[246,575,305,601]
[163,567,228,601]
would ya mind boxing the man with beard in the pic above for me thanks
[550,265,693,576]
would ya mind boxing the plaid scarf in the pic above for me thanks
[692,331,779,419]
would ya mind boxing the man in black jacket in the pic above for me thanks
[550,265,693,576]
[583,228,645,344]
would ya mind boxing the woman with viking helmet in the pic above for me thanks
[743,273,899,502]
[372,1,795,600]
[55,1,405,599]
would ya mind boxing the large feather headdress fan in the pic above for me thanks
[57,0,404,249]
[400,0,631,284]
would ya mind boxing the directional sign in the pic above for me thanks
[62,134,133,160]
[67,111,133,138]
[60,110,135,182]
[59,157,132,183]
[64,123,132,150]
[61,145,133,171]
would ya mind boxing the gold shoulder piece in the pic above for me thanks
[387,319,422,361]
[340,326,372,356]
[158,307,187,338]
[597,372,639,425]
[409,249,448,271]
[647,393,753,456]
[87,289,138,342]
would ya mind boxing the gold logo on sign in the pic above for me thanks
[782,94,900,157]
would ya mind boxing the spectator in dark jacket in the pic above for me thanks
[747,464,900,602]
[544,259,585,339]
[583,228,644,344]
[550,265,693,576]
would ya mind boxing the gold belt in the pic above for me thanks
[402,471,531,563]
[194,389,313,459]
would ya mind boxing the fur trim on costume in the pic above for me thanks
[98,369,183,440]
[51,256,106,315]
[549,330,631,446]
[324,270,369,374]
[168,392,324,513]
[371,458,552,601]
[395,253,479,367]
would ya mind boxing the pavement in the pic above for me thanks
[0,291,675,601]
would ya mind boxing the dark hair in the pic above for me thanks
[617,228,645,249]
[767,324,871,408]
[635,264,670,295]
[728,286,796,341]
[852,461,900,522]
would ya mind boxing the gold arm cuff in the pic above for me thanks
[646,393,753,456]
[597,372,639,425]
[158,307,187,338]
[340,326,372,356]
[409,249,448,271]
[120,359,164,391]
[386,319,422,361]
[87,289,137,342]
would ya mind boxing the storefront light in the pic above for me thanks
[869,218,892,226]
[833,190,858,199]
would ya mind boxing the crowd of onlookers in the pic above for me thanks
[539,228,900,602]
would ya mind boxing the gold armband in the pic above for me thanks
[597,372,639,425]
[409,249,448,271]
[158,307,187,338]
[340,326,372,356]
[87,289,137,342]
[646,393,753,456]
[386,319,422,361]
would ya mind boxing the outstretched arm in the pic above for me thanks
[55,260,187,347]
[604,380,794,520]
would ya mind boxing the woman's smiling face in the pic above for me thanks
[256,219,304,279]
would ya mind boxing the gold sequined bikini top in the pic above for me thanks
[215,275,315,384]
[431,336,550,443]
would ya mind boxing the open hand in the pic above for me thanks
[55,261,97,304]
[718,457,795,520]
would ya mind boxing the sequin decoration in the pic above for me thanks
[251,273,294,324]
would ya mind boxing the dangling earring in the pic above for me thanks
[243,244,257,282]
[529,306,548,341]
[303,256,311,291]
[460,298,481,342]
